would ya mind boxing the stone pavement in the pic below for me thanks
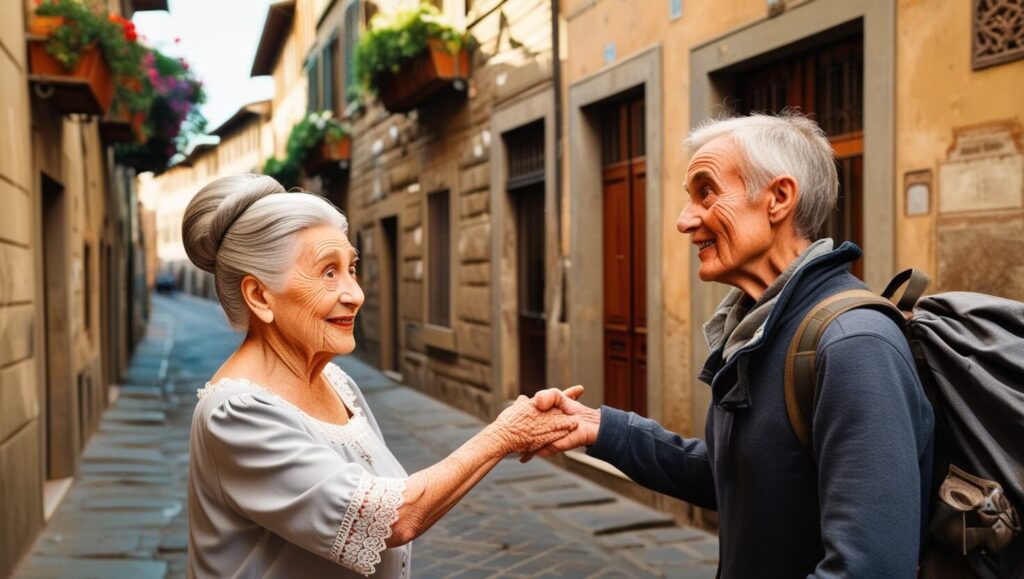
[15,294,718,578]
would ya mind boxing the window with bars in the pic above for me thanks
[505,121,545,189]
[427,190,451,327]
[343,0,361,105]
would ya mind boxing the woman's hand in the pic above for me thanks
[487,394,581,456]
[519,386,601,462]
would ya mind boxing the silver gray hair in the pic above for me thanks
[684,111,838,239]
[182,174,348,330]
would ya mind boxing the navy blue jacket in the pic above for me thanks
[588,243,934,578]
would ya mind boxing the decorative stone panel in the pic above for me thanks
[973,0,1024,70]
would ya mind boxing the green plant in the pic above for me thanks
[262,155,300,190]
[354,3,472,96]
[263,111,350,187]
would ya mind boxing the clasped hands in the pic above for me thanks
[489,386,601,461]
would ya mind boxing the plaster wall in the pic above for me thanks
[895,0,1024,299]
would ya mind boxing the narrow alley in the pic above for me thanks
[14,295,718,579]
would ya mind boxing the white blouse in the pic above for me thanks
[187,363,411,578]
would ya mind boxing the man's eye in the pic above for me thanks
[324,268,336,279]
[702,185,714,198]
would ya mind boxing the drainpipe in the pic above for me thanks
[551,0,567,324]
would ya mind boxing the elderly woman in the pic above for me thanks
[182,175,579,578]
[528,112,934,577]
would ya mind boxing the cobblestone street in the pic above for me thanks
[15,295,718,579]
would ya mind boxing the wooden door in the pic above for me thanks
[734,36,865,277]
[601,95,647,415]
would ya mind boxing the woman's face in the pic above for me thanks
[272,225,363,356]
[676,135,774,287]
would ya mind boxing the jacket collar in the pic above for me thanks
[699,241,864,411]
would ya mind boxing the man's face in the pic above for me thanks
[676,135,774,287]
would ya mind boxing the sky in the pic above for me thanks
[132,0,276,133]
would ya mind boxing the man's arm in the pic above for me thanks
[810,312,934,578]
[531,389,717,510]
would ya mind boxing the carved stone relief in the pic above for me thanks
[973,0,1024,70]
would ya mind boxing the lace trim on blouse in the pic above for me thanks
[197,364,377,463]
[329,470,406,576]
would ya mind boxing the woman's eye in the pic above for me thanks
[348,266,358,277]
[324,268,336,279]
[702,185,714,198]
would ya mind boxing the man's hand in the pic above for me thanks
[520,386,601,462]
[489,395,579,456]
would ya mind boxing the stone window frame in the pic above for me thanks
[566,46,665,423]
[489,87,559,411]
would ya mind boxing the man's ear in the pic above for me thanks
[241,275,274,325]
[768,175,799,225]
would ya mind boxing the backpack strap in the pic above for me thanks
[784,289,906,455]
[881,268,931,313]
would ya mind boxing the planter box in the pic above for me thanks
[28,36,114,115]
[304,134,352,175]
[100,108,145,143]
[377,39,470,114]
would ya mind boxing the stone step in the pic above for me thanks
[16,557,167,579]
[551,501,676,535]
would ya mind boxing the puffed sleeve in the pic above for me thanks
[202,393,407,576]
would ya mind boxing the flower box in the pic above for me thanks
[304,134,352,175]
[376,39,470,114]
[100,107,145,143]
[28,35,114,115]
[29,16,65,36]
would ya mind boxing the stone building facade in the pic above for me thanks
[0,1,158,574]
[556,0,1024,527]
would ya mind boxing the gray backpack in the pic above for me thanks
[784,269,1024,578]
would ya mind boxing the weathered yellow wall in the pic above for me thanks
[895,0,1024,280]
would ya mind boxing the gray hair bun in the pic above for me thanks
[182,174,285,273]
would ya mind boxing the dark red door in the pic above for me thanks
[601,94,647,416]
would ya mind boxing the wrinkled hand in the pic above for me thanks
[490,395,580,456]
[520,386,601,462]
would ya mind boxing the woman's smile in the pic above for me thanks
[326,315,355,329]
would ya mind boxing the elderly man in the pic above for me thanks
[533,112,935,577]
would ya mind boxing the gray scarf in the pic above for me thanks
[703,239,834,362]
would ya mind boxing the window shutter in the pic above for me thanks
[343,0,360,105]
[322,37,336,113]
[428,190,452,327]
[306,54,320,111]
